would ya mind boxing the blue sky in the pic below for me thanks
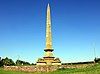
[0,0,100,63]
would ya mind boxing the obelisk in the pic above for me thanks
[36,3,61,65]
[44,3,53,57]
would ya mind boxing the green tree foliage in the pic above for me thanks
[0,57,31,67]
[1,57,15,66]
[0,57,15,67]
[94,58,100,63]
[0,59,3,67]
[16,60,30,66]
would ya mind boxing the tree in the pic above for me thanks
[16,60,30,66]
[0,59,3,67]
[2,57,15,66]
[94,58,100,63]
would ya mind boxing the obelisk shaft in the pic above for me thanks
[46,4,52,49]
[36,3,61,65]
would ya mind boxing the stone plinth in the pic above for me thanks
[36,57,61,65]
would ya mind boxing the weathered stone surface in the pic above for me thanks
[4,65,59,72]
[4,64,94,72]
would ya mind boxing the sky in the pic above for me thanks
[0,0,100,63]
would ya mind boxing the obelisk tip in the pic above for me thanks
[47,3,50,8]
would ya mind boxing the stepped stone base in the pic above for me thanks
[36,57,61,65]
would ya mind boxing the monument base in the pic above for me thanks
[36,57,61,65]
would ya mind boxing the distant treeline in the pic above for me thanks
[62,58,100,65]
[0,57,35,67]
[0,57,100,67]
[62,61,94,65]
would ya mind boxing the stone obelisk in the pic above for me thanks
[36,3,61,65]
[44,3,53,57]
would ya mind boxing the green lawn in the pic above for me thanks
[49,64,100,74]
[0,64,100,74]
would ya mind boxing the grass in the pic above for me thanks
[0,64,100,74]
[50,63,100,74]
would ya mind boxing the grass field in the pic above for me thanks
[0,64,100,74]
